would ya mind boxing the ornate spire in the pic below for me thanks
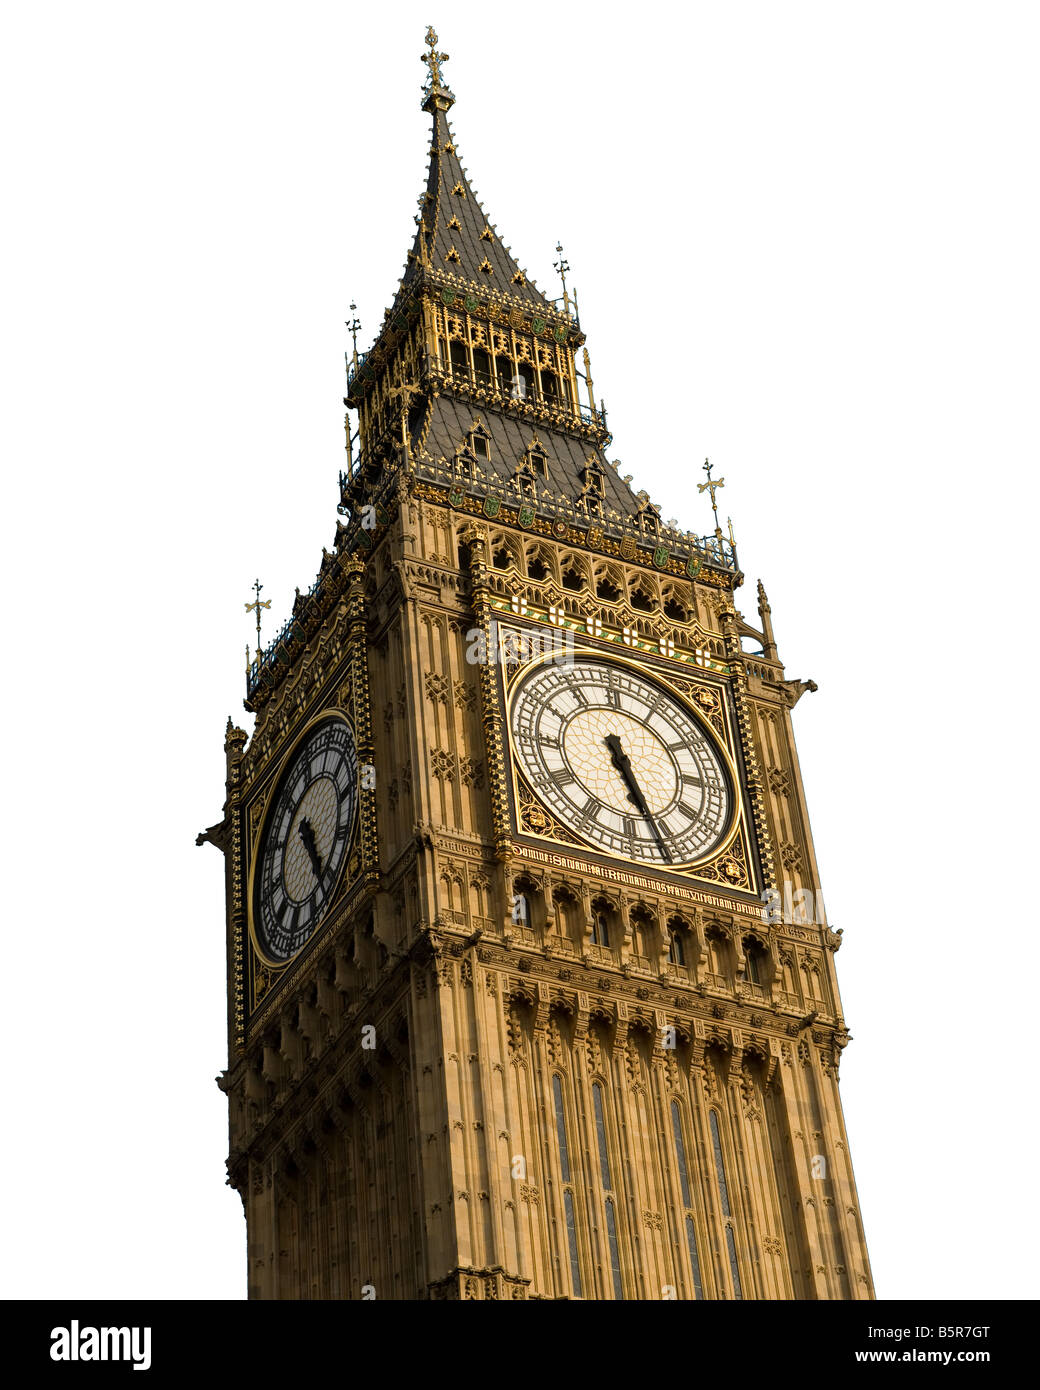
[421,26,454,112]
[406,30,548,305]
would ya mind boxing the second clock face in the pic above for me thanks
[509,658,732,866]
[253,717,358,963]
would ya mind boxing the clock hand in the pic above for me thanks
[603,734,672,864]
[298,817,323,879]
[604,734,646,811]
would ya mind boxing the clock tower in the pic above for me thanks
[202,30,874,1300]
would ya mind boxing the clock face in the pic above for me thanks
[509,658,732,866]
[253,718,359,963]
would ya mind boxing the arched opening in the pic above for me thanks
[450,340,469,375]
[472,347,491,384]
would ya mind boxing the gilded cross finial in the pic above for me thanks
[244,577,271,650]
[422,26,449,90]
[346,301,361,369]
[553,242,572,317]
[697,458,726,532]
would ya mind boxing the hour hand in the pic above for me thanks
[604,734,671,864]
[298,817,323,878]
[604,734,646,813]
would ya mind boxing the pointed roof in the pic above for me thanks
[408,113,550,308]
[397,29,552,309]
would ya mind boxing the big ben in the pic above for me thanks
[200,28,874,1300]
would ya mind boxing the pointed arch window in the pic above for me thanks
[552,1074,582,1298]
[709,1110,743,1300]
[593,1083,624,1299]
[670,1101,704,1299]
[744,937,766,987]
[511,891,533,928]
[449,339,469,375]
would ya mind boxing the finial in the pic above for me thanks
[244,577,271,651]
[581,346,596,414]
[697,458,726,535]
[421,26,454,110]
[346,302,361,369]
[553,242,572,317]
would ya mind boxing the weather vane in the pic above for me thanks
[698,458,726,533]
[422,26,449,90]
[554,242,571,317]
[244,578,271,654]
[346,301,361,370]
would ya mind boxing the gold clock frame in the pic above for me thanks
[502,637,751,880]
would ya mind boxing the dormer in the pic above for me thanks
[635,489,662,538]
[468,422,492,462]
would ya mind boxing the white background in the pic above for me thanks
[1,0,1037,1300]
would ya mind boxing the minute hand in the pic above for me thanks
[603,734,672,863]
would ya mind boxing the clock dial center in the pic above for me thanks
[564,708,678,816]
[284,777,337,900]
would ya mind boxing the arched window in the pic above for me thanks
[552,1074,582,1298]
[708,1110,743,1300]
[551,887,581,946]
[671,1101,704,1299]
[512,891,533,928]
[704,925,730,984]
[743,936,767,988]
[494,354,513,392]
[668,929,686,967]
[593,1083,624,1299]
[591,912,610,947]
[472,347,491,384]
[745,945,762,985]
